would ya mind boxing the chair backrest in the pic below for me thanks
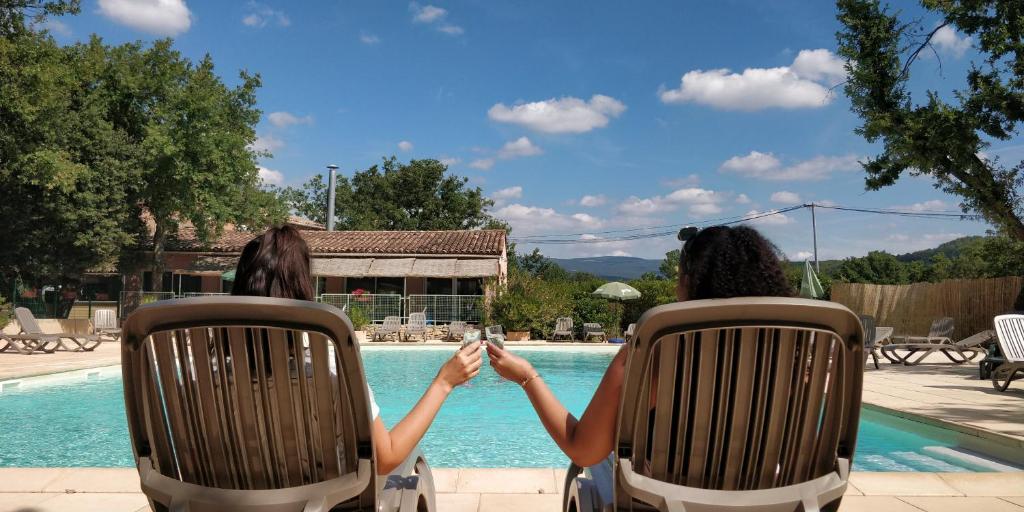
[14,307,42,334]
[555,317,573,331]
[994,314,1024,363]
[859,315,877,349]
[381,316,401,331]
[583,322,602,332]
[449,321,466,334]
[121,297,376,507]
[94,309,118,330]
[407,312,427,330]
[929,317,955,338]
[617,297,863,504]
[625,323,637,337]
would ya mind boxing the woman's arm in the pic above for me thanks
[488,344,627,467]
[373,341,483,474]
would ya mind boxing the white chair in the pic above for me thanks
[992,314,1024,391]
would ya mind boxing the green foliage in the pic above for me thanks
[0,296,10,328]
[346,305,371,331]
[621,277,675,326]
[830,236,1024,285]
[659,249,680,280]
[837,0,1024,241]
[486,267,572,339]
[1,0,79,36]
[279,158,494,230]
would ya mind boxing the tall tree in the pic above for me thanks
[0,0,78,36]
[659,249,680,280]
[837,0,1024,241]
[280,158,494,230]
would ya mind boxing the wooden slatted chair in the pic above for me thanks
[564,297,864,512]
[122,296,435,512]
[992,314,1024,392]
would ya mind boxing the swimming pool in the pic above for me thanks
[0,347,1018,471]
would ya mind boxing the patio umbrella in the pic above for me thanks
[593,281,642,301]
[799,260,824,299]
[221,269,236,281]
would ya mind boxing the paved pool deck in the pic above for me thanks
[1,341,1023,511]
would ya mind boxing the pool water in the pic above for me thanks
[0,347,1016,471]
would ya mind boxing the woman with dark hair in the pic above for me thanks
[232,225,483,474]
[487,225,794,467]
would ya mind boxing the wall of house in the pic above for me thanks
[406,277,426,295]
[201,276,221,293]
[325,277,345,294]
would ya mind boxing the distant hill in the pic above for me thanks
[550,256,661,281]
[895,236,985,262]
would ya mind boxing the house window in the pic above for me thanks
[346,277,375,294]
[175,274,203,294]
[426,278,453,295]
[457,278,483,295]
[143,271,173,292]
[376,277,405,295]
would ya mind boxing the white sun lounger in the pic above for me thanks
[373,316,401,342]
[992,314,1024,392]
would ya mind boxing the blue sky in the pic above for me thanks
[42,0,1024,260]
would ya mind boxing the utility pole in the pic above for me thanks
[326,164,338,231]
[809,203,820,272]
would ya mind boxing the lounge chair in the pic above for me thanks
[93,309,122,341]
[374,316,401,342]
[624,323,637,343]
[552,317,574,342]
[446,321,466,342]
[121,296,436,512]
[15,307,101,352]
[564,297,864,512]
[0,331,59,354]
[403,312,427,343]
[991,314,1024,392]
[582,323,607,343]
[860,315,883,369]
[880,317,984,365]
[485,325,505,346]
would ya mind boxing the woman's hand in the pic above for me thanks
[435,341,483,392]
[486,343,536,384]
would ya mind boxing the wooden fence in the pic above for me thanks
[831,276,1024,340]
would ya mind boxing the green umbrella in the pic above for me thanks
[593,281,642,301]
[799,260,824,299]
[221,269,236,281]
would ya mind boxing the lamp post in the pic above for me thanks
[326,164,338,231]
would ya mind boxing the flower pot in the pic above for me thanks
[506,330,530,341]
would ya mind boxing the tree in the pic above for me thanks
[1,0,79,36]
[834,251,911,284]
[279,158,493,230]
[659,249,680,280]
[837,0,1024,241]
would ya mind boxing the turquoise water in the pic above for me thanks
[0,348,1011,471]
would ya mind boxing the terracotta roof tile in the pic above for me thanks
[166,229,506,256]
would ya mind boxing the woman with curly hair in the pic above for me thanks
[486,225,794,467]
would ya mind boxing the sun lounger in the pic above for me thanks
[121,296,436,512]
[374,315,401,342]
[552,317,574,342]
[991,314,1024,392]
[403,312,427,342]
[860,315,880,369]
[93,309,121,341]
[15,307,101,352]
[624,323,637,343]
[564,297,864,512]
[582,322,607,343]
[880,317,984,365]
[446,321,466,342]
[0,331,59,354]
[485,325,505,346]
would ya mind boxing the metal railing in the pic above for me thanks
[180,292,230,298]
[119,291,175,319]
[318,293,403,323]
[407,294,484,324]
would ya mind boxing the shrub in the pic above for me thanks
[347,304,372,331]
[0,296,10,329]
[622,277,676,327]
[487,267,572,339]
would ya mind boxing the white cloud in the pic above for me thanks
[770,191,801,204]
[497,137,542,159]
[97,0,192,36]
[579,194,607,207]
[258,166,284,186]
[490,186,523,206]
[242,3,290,28]
[410,3,463,35]
[411,3,446,23]
[439,157,460,167]
[792,251,814,261]
[736,193,752,204]
[659,48,846,110]
[891,199,949,212]
[720,151,860,181]
[742,209,796,226]
[250,134,284,153]
[267,111,312,128]
[494,203,603,236]
[488,94,626,134]
[469,158,495,170]
[397,140,414,152]
[39,19,72,36]
[932,25,971,58]
[617,187,728,217]
[360,32,380,44]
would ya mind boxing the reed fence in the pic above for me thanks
[831,276,1024,340]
